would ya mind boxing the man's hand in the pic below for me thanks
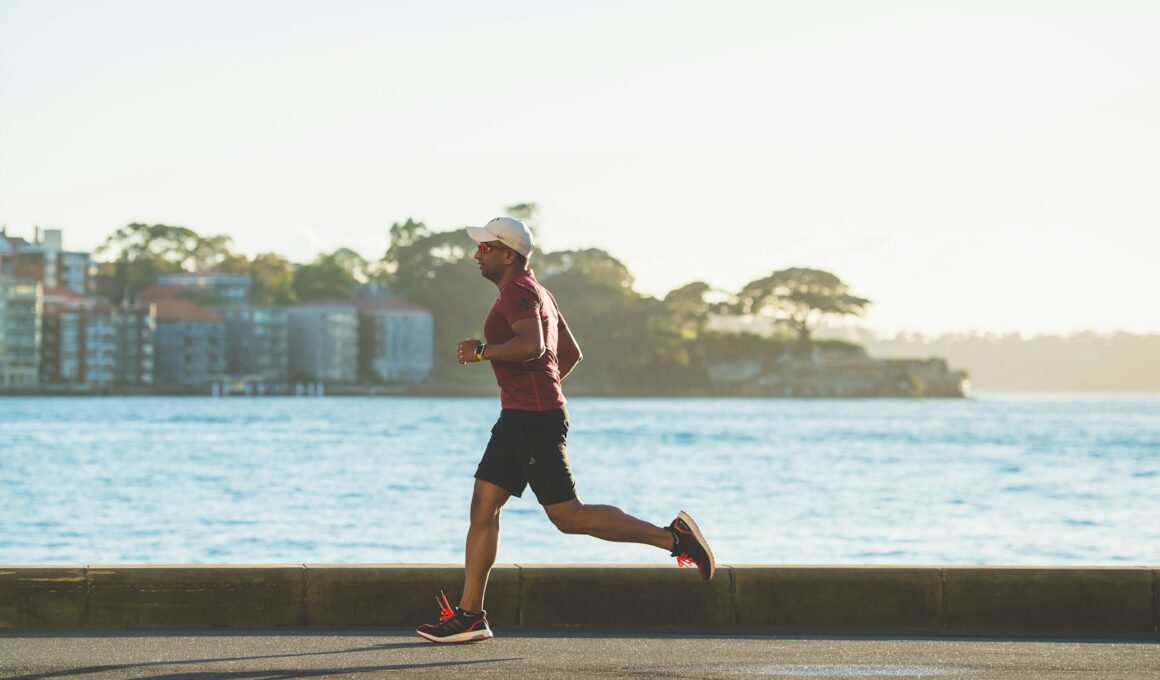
[457,338,483,365]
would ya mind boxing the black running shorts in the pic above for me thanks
[474,407,577,506]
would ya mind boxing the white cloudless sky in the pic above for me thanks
[2,0,1158,336]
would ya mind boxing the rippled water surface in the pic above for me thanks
[2,395,1157,565]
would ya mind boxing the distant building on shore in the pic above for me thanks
[32,285,156,391]
[288,302,359,383]
[0,227,93,295]
[358,299,434,384]
[0,278,42,387]
[39,288,117,387]
[113,303,156,387]
[152,299,226,389]
[880,357,969,398]
[2,227,120,390]
[707,344,969,398]
[156,273,251,304]
[215,304,290,385]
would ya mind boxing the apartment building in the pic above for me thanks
[0,228,93,294]
[287,303,358,383]
[156,273,251,304]
[358,300,434,384]
[114,303,156,386]
[0,278,43,387]
[152,299,226,389]
[216,304,290,384]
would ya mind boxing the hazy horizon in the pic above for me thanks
[3,1,1158,337]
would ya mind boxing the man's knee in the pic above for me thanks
[546,504,585,534]
[469,493,503,526]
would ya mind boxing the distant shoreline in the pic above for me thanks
[0,386,956,398]
[3,386,1157,398]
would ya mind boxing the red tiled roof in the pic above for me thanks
[154,299,223,322]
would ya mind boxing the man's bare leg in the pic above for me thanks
[543,499,673,549]
[460,479,511,614]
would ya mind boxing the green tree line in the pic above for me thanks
[95,217,871,392]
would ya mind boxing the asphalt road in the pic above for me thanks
[1,631,1157,679]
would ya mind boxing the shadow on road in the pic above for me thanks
[3,638,521,680]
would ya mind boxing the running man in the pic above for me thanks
[416,216,714,643]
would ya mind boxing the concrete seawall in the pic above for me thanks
[2,565,1158,638]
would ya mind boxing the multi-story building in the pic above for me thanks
[0,228,93,295]
[287,303,358,383]
[40,289,104,385]
[152,299,226,389]
[114,303,156,386]
[39,289,70,384]
[82,307,117,387]
[39,290,154,388]
[215,304,289,384]
[156,273,251,304]
[358,300,434,384]
[0,278,43,387]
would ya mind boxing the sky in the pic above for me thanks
[1,0,1158,336]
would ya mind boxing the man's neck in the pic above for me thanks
[493,266,529,290]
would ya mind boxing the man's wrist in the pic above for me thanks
[475,343,487,361]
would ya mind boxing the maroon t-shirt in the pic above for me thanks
[483,269,567,411]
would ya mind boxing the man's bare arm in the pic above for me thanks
[457,318,544,365]
[557,322,583,380]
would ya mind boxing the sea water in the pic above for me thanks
[1,395,1157,565]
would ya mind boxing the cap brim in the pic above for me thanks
[465,226,494,242]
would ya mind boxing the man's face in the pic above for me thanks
[473,240,512,282]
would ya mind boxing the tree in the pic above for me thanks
[390,229,497,368]
[664,281,714,340]
[736,268,871,345]
[250,253,298,305]
[191,234,245,272]
[212,252,251,275]
[389,236,693,384]
[293,248,368,301]
[537,249,698,391]
[537,248,635,292]
[381,218,430,276]
[329,247,371,283]
[504,202,539,237]
[94,223,242,303]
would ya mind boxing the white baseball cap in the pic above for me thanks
[465,216,534,257]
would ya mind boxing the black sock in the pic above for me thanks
[668,527,680,553]
[459,608,482,619]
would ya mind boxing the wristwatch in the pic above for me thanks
[474,343,487,361]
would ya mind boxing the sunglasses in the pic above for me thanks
[475,241,509,255]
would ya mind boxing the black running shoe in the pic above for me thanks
[668,510,715,580]
[416,591,493,643]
